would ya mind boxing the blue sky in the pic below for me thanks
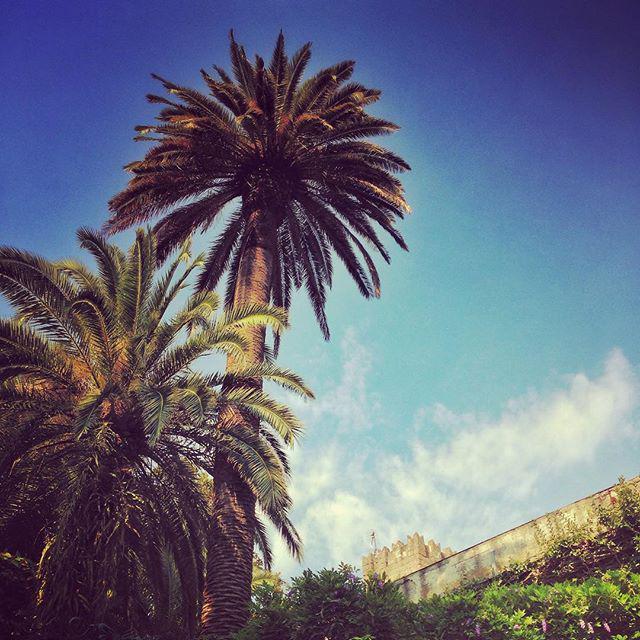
[2,1,639,575]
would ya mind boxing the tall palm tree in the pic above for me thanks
[106,31,410,637]
[0,228,310,637]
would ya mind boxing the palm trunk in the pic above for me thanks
[201,214,273,639]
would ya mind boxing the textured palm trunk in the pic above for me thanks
[200,213,273,639]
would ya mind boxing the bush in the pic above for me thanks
[236,566,640,639]
[418,569,640,638]
[472,569,640,638]
[234,564,424,640]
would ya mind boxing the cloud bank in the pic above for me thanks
[272,331,640,578]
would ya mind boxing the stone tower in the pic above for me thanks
[362,532,454,582]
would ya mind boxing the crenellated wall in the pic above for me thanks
[362,532,454,582]
[363,476,639,602]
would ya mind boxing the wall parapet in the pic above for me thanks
[362,532,454,582]
[368,477,639,602]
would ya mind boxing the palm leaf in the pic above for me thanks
[223,387,303,445]
[230,362,314,398]
[219,302,289,333]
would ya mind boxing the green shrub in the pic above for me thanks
[473,569,640,638]
[597,480,640,543]
[419,569,640,639]
[234,564,424,640]
[236,567,640,639]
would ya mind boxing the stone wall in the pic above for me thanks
[371,477,638,602]
[362,532,454,582]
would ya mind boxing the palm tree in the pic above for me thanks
[106,31,410,637]
[0,228,310,637]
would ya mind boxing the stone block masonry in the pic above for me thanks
[362,532,454,582]
[362,476,639,601]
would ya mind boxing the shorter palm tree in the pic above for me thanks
[0,228,310,637]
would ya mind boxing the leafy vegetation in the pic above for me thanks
[235,565,421,640]
[498,479,640,587]
[252,555,284,592]
[0,229,309,637]
[234,565,640,640]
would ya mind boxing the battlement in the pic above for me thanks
[382,477,640,602]
[362,532,454,582]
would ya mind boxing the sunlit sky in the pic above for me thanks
[2,1,639,576]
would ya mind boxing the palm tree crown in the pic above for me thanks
[106,32,409,637]
[106,31,410,339]
[0,229,310,636]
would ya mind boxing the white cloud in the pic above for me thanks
[273,337,640,579]
[304,491,379,566]
[288,443,341,504]
[289,328,380,433]
[429,348,637,489]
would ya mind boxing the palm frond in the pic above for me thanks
[219,302,289,333]
[253,515,273,569]
[223,387,303,445]
[230,362,314,398]
[0,318,72,385]
[74,386,112,436]
[213,422,291,510]
[137,383,174,444]
[76,227,124,302]
[260,504,303,561]
[118,228,157,334]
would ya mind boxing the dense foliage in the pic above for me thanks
[425,569,640,639]
[0,552,35,638]
[235,565,421,640]
[235,565,640,640]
